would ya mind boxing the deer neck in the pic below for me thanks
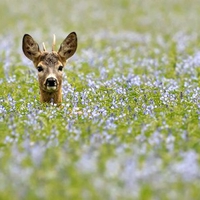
[39,87,62,104]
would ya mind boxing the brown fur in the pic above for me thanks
[22,32,77,105]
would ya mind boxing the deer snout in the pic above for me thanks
[45,77,58,91]
[46,77,57,86]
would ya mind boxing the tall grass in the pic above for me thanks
[1,0,200,199]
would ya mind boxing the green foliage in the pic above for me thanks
[1,0,200,199]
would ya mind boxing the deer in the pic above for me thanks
[22,32,77,105]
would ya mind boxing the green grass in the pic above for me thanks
[1,0,200,199]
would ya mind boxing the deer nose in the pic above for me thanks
[46,77,57,86]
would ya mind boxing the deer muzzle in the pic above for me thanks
[45,77,58,91]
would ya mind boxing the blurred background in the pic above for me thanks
[1,1,200,199]
[0,0,200,49]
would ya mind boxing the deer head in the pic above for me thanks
[22,32,77,105]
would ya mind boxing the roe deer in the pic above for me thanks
[22,32,77,105]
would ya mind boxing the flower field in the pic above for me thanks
[1,0,200,199]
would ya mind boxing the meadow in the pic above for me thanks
[1,0,200,199]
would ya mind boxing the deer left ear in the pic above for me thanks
[58,32,77,61]
[22,34,41,62]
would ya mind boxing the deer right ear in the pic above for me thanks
[22,34,41,61]
[58,32,77,61]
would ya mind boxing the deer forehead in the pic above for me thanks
[38,52,63,67]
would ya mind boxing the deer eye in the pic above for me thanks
[58,66,63,71]
[37,66,43,72]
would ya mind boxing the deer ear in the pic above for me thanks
[22,34,41,61]
[58,32,77,61]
